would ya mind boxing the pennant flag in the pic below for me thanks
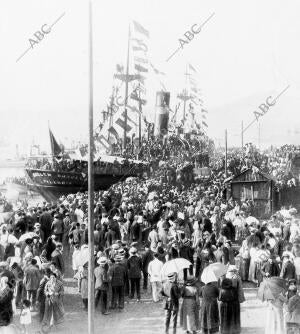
[137,74,146,85]
[108,126,120,140]
[134,56,148,64]
[114,74,140,82]
[98,135,110,150]
[122,111,138,127]
[202,114,207,119]
[130,91,147,105]
[132,46,148,52]
[49,128,62,156]
[201,108,208,113]
[135,64,148,73]
[191,87,200,94]
[127,105,140,114]
[160,81,167,91]
[115,118,132,132]
[116,64,124,73]
[202,121,208,127]
[133,20,149,38]
[189,64,197,73]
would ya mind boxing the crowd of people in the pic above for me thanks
[1,138,300,333]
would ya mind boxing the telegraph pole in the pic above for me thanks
[241,121,244,148]
[138,84,142,151]
[123,26,131,150]
[88,1,95,333]
[225,129,228,177]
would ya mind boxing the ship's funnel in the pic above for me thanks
[154,91,170,136]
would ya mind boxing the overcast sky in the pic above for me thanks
[0,0,300,156]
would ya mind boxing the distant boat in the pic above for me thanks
[24,129,147,202]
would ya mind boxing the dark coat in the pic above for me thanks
[261,261,280,277]
[179,245,194,264]
[127,255,142,279]
[141,250,153,272]
[108,263,126,286]
[280,261,296,281]
[24,264,40,291]
[51,249,65,274]
[219,279,241,334]
[200,283,220,332]
[39,212,53,241]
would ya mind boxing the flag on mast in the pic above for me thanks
[49,128,62,156]
[133,21,149,38]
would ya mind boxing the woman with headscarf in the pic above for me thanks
[265,291,286,334]
[42,271,64,332]
[180,276,200,334]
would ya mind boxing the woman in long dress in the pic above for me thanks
[265,293,286,334]
[219,278,241,334]
[42,272,64,332]
[238,239,250,281]
[200,281,219,334]
[180,276,200,334]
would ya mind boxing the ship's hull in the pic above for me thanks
[25,168,135,202]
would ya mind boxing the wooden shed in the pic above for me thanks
[226,167,275,218]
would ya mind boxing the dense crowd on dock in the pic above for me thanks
[1,140,300,333]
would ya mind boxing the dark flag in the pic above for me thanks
[116,118,132,132]
[49,128,62,156]
[135,64,148,73]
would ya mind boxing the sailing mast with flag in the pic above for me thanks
[98,20,151,154]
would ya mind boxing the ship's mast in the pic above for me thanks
[177,64,192,132]
[123,25,131,150]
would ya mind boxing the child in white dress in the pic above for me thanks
[20,299,31,334]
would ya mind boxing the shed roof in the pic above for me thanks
[229,166,275,183]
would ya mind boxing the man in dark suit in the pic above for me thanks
[280,253,296,281]
[51,243,65,275]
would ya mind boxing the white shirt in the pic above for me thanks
[148,258,163,282]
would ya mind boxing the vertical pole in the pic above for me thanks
[258,121,261,150]
[241,120,244,148]
[88,1,95,333]
[182,95,187,129]
[124,25,131,150]
[138,84,142,152]
[225,129,228,177]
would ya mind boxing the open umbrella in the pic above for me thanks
[201,262,228,284]
[19,232,38,242]
[78,246,89,266]
[161,258,191,278]
[257,277,287,302]
[245,216,259,225]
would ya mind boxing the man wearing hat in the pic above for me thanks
[108,255,127,309]
[280,252,296,281]
[127,247,142,301]
[95,257,109,315]
[141,243,153,291]
[161,272,181,334]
